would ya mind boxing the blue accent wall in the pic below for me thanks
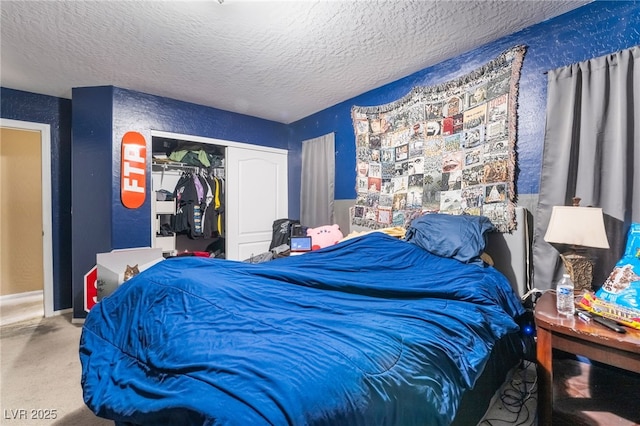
[1,88,72,311]
[71,86,114,317]
[69,86,288,318]
[109,87,289,250]
[287,1,640,217]
[1,1,639,314]
[112,88,288,248]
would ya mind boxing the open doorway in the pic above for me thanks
[0,119,54,324]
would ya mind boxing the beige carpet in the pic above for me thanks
[0,314,111,426]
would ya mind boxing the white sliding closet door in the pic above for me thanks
[226,146,288,261]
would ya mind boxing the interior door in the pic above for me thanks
[226,146,288,261]
[0,127,43,297]
[0,120,53,318]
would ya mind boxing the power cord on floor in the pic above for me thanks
[478,360,538,426]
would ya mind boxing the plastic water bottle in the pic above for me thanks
[556,274,575,316]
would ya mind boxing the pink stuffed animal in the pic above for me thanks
[306,224,344,250]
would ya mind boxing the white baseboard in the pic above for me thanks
[0,290,43,306]
[0,290,44,326]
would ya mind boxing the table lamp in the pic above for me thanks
[543,198,610,292]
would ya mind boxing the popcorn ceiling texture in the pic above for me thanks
[0,0,588,124]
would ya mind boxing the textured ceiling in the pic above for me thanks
[1,0,589,124]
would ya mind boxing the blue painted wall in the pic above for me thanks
[69,86,289,318]
[287,1,640,217]
[109,87,289,250]
[70,87,114,317]
[2,1,639,313]
[1,88,72,311]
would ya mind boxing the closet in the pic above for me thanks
[150,131,288,261]
[151,135,225,257]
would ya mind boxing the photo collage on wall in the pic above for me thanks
[350,45,526,233]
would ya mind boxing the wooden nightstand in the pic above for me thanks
[534,291,640,425]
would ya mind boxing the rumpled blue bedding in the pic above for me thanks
[80,232,524,426]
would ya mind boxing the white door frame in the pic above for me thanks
[1,118,54,317]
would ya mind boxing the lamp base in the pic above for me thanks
[560,253,593,293]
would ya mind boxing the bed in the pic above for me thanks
[80,211,529,426]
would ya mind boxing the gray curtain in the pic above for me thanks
[533,45,640,291]
[300,133,335,228]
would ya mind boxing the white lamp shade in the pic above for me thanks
[544,206,610,249]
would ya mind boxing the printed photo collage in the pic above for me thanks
[351,70,516,232]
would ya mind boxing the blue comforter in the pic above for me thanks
[80,232,524,426]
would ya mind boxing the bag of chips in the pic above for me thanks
[579,223,640,329]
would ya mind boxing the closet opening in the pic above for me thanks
[151,136,226,259]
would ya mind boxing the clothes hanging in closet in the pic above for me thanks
[203,175,225,238]
[173,171,209,239]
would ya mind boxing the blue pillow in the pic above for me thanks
[404,213,495,265]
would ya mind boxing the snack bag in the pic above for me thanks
[581,222,640,329]
[596,223,640,310]
[578,292,640,330]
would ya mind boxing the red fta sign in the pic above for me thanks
[84,265,98,313]
[121,131,146,209]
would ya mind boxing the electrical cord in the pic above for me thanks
[521,287,584,306]
[478,360,538,426]
[520,287,554,302]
